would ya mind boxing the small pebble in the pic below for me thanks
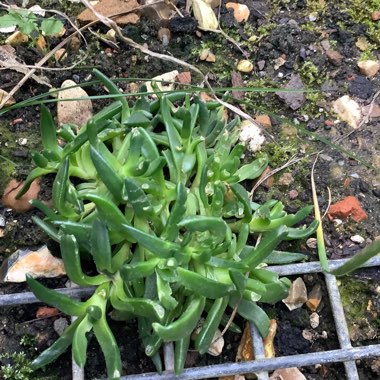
[16,138,27,146]
[306,283,322,312]
[310,312,320,329]
[236,59,254,73]
[306,238,317,249]
[53,318,68,336]
[350,234,365,244]
[289,189,299,199]
[278,173,294,186]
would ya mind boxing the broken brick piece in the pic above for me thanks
[328,196,368,223]
[36,306,60,319]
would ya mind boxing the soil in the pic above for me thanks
[0,0,380,379]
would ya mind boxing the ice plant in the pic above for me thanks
[20,70,318,379]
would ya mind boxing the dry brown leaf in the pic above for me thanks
[77,0,140,24]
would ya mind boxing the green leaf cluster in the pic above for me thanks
[21,70,318,378]
[0,8,63,37]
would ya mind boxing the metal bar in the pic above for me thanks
[164,342,175,371]
[1,257,378,307]
[324,273,359,380]
[250,324,269,380]
[0,286,94,306]
[268,256,380,276]
[120,344,380,380]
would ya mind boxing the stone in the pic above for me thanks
[69,36,81,51]
[36,306,60,319]
[258,166,274,189]
[36,35,47,54]
[238,120,265,153]
[141,0,175,22]
[5,31,28,46]
[276,74,306,111]
[54,48,68,62]
[306,284,322,311]
[306,237,317,249]
[53,317,69,336]
[57,79,93,128]
[0,245,65,283]
[274,55,286,70]
[192,0,219,31]
[146,70,179,95]
[236,59,254,73]
[289,189,299,199]
[2,178,40,213]
[255,114,272,128]
[328,196,368,223]
[278,172,294,186]
[310,312,320,329]
[158,28,171,46]
[77,0,140,25]
[362,104,380,117]
[0,89,16,107]
[355,37,370,51]
[282,277,308,311]
[199,48,216,62]
[231,71,245,100]
[357,60,380,78]
[333,95,361,129]
[350,234,365,244]
[257,60,265,70]
[226,3,250,23]
[371,11,380,21]
[269,367,306,380]
[325,49,344,65]
[176,71,191,84]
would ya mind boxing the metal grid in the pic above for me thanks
[1,256,379,380]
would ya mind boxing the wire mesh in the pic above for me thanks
[0,256,379,379]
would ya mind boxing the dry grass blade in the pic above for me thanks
[249,154,302,198]
[310,152,329,272]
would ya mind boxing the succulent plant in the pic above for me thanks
[21,70,318,379]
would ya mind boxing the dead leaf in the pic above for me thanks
[192,0,219,31]
[0,89,16,107]
[282,277,308,311]
[77,0,140,25]
[236,323,254,362]
[263,319,277,358]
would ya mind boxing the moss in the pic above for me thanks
[339,277,380,341]
[339,0,380,44]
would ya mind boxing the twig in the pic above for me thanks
[249,154,303,199]
[0,54,89,72]
[322,186,331,220]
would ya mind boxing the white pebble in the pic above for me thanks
[350,234,365,244]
